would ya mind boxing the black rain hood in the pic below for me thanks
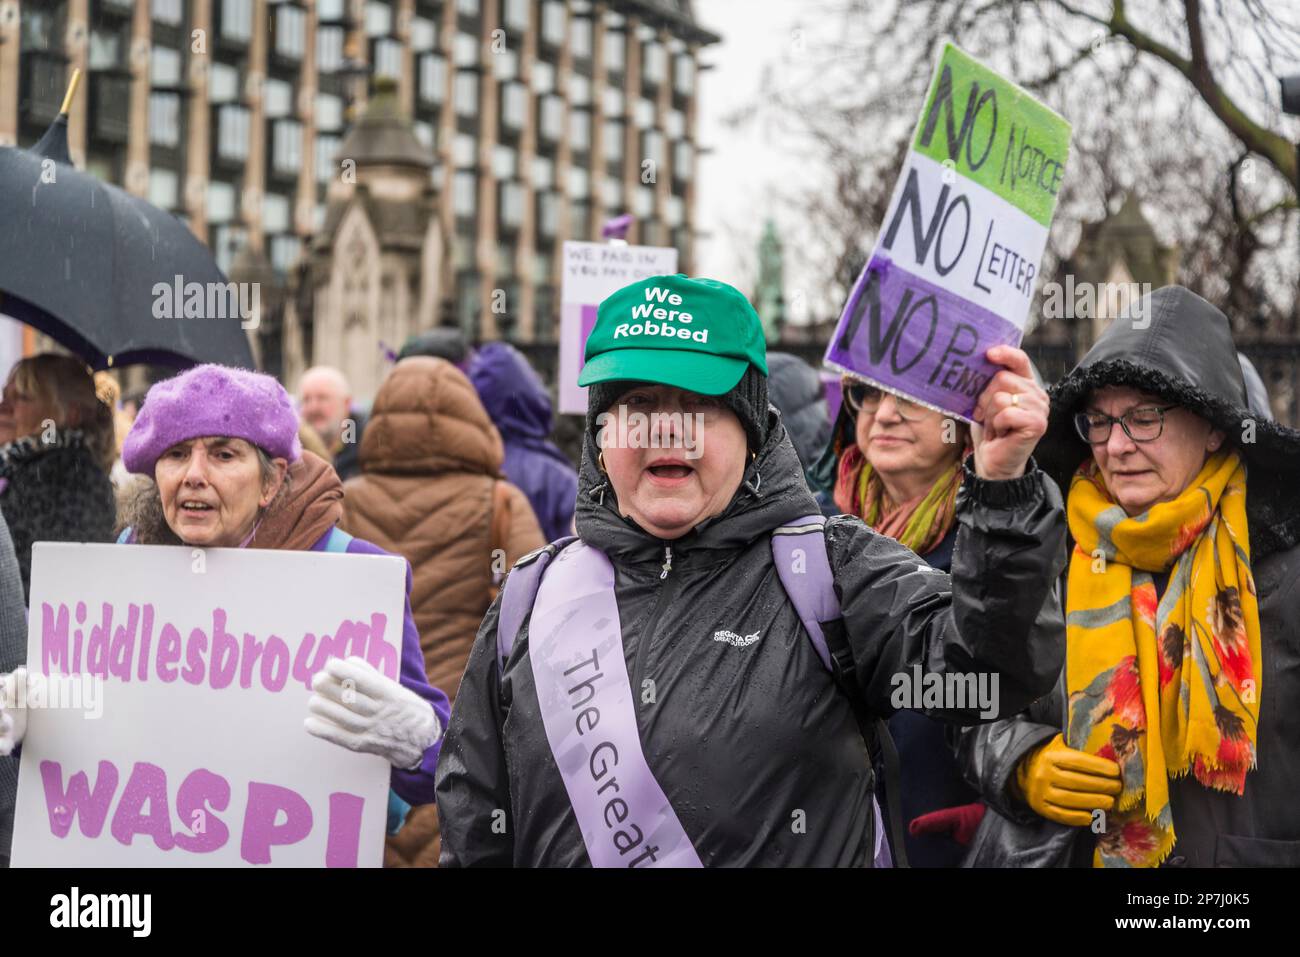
[1034,284,1300,561]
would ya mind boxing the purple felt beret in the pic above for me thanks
[123,364,302,475]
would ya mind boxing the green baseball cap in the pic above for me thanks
[578,274,768,395]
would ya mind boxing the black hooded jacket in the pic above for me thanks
[956,286,1300,868]
[435,408,1067,866]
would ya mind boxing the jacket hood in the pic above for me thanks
[575,404,821,566]
[468,342,553,441]
[1035,285,1300,560]
[766,352,832,471]
[359,356,503,477]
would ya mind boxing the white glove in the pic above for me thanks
[304,656,441,770]
[0,667,29,757]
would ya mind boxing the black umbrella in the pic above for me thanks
[0,72,254,370]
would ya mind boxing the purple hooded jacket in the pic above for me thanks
[469,343,578,543]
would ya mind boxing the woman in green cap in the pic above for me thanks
[435,274,1066,867]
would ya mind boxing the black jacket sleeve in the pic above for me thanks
[827,458,1067,723]
[434,596,514,867]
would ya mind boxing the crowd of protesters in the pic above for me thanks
[0,278,1296,869]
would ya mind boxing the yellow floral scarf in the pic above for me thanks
[1066,448,1261,867]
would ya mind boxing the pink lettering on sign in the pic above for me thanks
[38,603,398,691]
[37,759,367,866]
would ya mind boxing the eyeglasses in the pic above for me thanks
[844,382,930,421]
[1073,405,1178,445]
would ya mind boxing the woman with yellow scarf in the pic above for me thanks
[956,286,1300,868]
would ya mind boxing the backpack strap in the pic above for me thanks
[496,536,579,675]
[771,514,910,869]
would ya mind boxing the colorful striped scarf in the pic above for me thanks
[1065,448,1261,867]
[834,443,963,556]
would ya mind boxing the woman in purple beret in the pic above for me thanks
[106,364,451,809]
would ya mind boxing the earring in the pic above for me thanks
[597,450,607,473]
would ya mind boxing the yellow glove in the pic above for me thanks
[1014,733,1122,827]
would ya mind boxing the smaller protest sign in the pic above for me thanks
[559,240,679,415]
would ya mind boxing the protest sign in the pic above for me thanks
[11,542,406,868]
[559,240,679,414]
[824,43,1071,420]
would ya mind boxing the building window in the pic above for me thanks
[263,192,290,233]
[495,48,519,81]
[500,81,526,133]
[674,54,696,96]
[318,0,346,20]
[642,41,667,88]
[207,180,237,222]
[149,168,179,209]
[148,93,181,147]
[635,97,655,130]
[533,59,556,95]
[453,171,477,219]
[492,144,517,179]
[365,1,393,37]
[503,0,529,33]
[540,1,566,47]
[571,14,593,61]
[536,191,558,239]
[532,154,553,190]
[317,26,345,72]
[271,235,302,275]
[673,140,693,181]
[455,0,479,16]
[664,194,683,227]
[642,128,665,167]
[89,28,126,71]
[220,0,254,43]
[414,121,434,148]
[604,119,624,166]
[216,106,250,161]
[604,28,625,73]
[454,31,478,68]
[151,46,182,87]
[373,38,402,78]
[419,53,446,103]
[634,185,654,217]
[601,175,622,209]
[152,0,184,25]
[567,166,589,199]
[208,62,240,103]
[569,109,591,153]
[316,135,341,182]
[538,94,563,144]
[602,85,623,117]
[665,109,685,139]
[275,4,307,60]
[569,73,591,107]
[499,180,524,231]
[453,132,476,169]
[454,71,479,118]
[264,78,293,118]
[316,93,344,131]
[411,17,437,51]
[571,200,590,238]
[272,120,303,176]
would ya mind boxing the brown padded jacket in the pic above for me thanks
[340,356,545,867]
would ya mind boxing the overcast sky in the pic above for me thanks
[692,0,814,318]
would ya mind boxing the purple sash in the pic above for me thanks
[528,541,702,868]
